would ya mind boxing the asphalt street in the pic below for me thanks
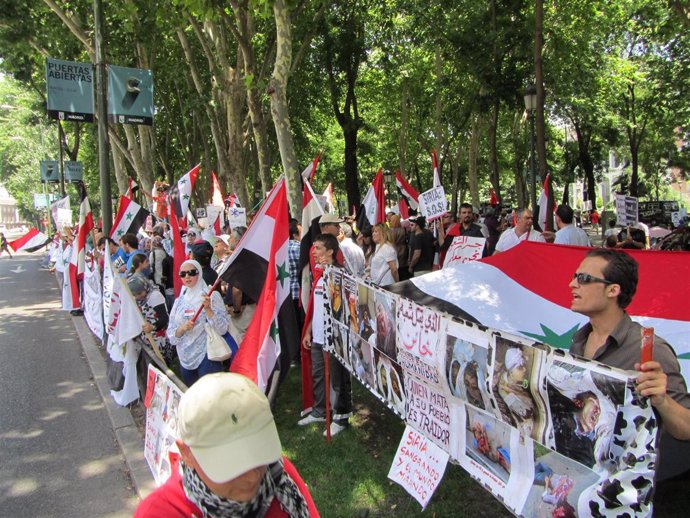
[0,252,138,517]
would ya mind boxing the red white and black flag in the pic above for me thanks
[169,164,200,219]
[8,228,51,253]
[221,177,298,391]
[357,168,386,234]
[110,196,150,240]
[67,183,94,310]
[395,170,419,219]
[300,155,321,183]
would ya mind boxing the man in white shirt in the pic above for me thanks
[494,208,545,254]
[338,222,365,277]
[554,205,592,246]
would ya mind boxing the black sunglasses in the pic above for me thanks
[573,272,612,285]
[179,269,199,278]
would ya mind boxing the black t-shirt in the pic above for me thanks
[412,229,435,271]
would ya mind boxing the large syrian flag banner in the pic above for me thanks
[389,241,690,382]
[110,195,150,240]
[221,177,298,391]
[8,228,51,253]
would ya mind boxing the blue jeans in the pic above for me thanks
[180,354,226,387]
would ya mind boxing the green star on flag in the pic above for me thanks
[521,323,580,350]
[180,178,187,184]
[183,194,190,200]
[125,212,133,220]
[269,320,279,342]
[117,229,124,236]
[276,262,290,288]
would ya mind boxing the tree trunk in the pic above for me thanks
[399,83,409,175]
[434,49,443,156]
[112,143,129,196]
[534,0,553,230]
[488,99,501,203]
[269,0,301,216]
[343,124,360,212]
[468,114,481,209]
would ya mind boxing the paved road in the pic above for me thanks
[0,253,138,517]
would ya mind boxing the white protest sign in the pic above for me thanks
[57,207,72,229]
[418,186,447,222]
[442,236,486,269]
[615,194,638,225]
[144,365,183,485]
[227,206,247,228]
[405,376,451,449]
[396,299,445,368]
[388,425,449,509]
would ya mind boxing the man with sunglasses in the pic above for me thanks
[569,249,690,438]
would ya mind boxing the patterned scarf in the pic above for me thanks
[182,460,310,518]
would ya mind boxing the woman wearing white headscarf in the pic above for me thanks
[167,259,229,386]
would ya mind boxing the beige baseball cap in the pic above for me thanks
[178,373,282,483]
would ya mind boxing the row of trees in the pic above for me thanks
[0,0,688,224]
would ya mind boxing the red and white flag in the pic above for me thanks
[538,173,552,231]
[357,168,386,233]
[209,171,225,234]
[322,183,335,214]
[8,228,51,253]
[68,185,94,309]
[170,165,200,296]
[395,170,419,219]
[223,178,298,391]
[300,155,321,183]
[125,177,138,200]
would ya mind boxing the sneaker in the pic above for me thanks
[323,421,347,437]
[297,414,326,426]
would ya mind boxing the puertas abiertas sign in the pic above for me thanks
[107,65,154,125]
[46,58,95,122]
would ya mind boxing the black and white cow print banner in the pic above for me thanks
[322,267,657,517]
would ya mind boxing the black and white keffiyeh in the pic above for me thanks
[182,460,310,518]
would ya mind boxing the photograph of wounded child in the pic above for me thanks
[465,407,512,483]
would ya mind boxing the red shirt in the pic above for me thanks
[134,457,320,518]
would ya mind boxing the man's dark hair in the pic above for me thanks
[459,202,473,211]
[289,222,300,239]
[314,233,341,266]
[586,249,638,308]
[98,236,117,248]
[556,204,574,225]
[121,233,139,249]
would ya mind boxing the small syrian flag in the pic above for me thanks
[298,178,325,312]
[222,177,298,392]
[110,196,150,240]
[210,171,225,234]
[357,168,386,234]
[537,173,552,231]
[432,149,441,188]
[322,183,335,214]
[300,155,321,183]
[395,170,419,219]
[170,164,200,218]
[8,228,51,253]
[226,193,241,208]
[125,177,138,200]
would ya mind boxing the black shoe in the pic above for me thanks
[70,309,83,316]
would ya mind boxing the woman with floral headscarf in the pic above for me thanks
[128,273,175,365]
[167,259,229,386]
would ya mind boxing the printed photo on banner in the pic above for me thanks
[444,321,492,411]
[490,335,549,443]
[327,268,344,323]
[464,407,513,486]
[357,283,377,346]
[350,335,376,389]
[332,322,350,368]
[373,349,406,417]
[545,358,626,473]
[374,289,397,360]
[405,375,451,450]
[396,297,445,367]
[342,275,359,332]
[144,365,183,485]
[520,446,599,518]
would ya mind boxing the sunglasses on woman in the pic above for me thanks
[179,269,199,278]
[572,272,612,285]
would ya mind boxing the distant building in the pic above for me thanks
[0,184,20,227]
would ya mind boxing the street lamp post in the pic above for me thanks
[383,170,393,208]
[523,85,538,214]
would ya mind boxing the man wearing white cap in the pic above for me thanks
[135,373,319,517]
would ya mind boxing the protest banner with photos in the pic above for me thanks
[144,365,183,485]
[418,186,447,222]
[442,236,486,268]
[322,267,658,517]
[615,194,638,226]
